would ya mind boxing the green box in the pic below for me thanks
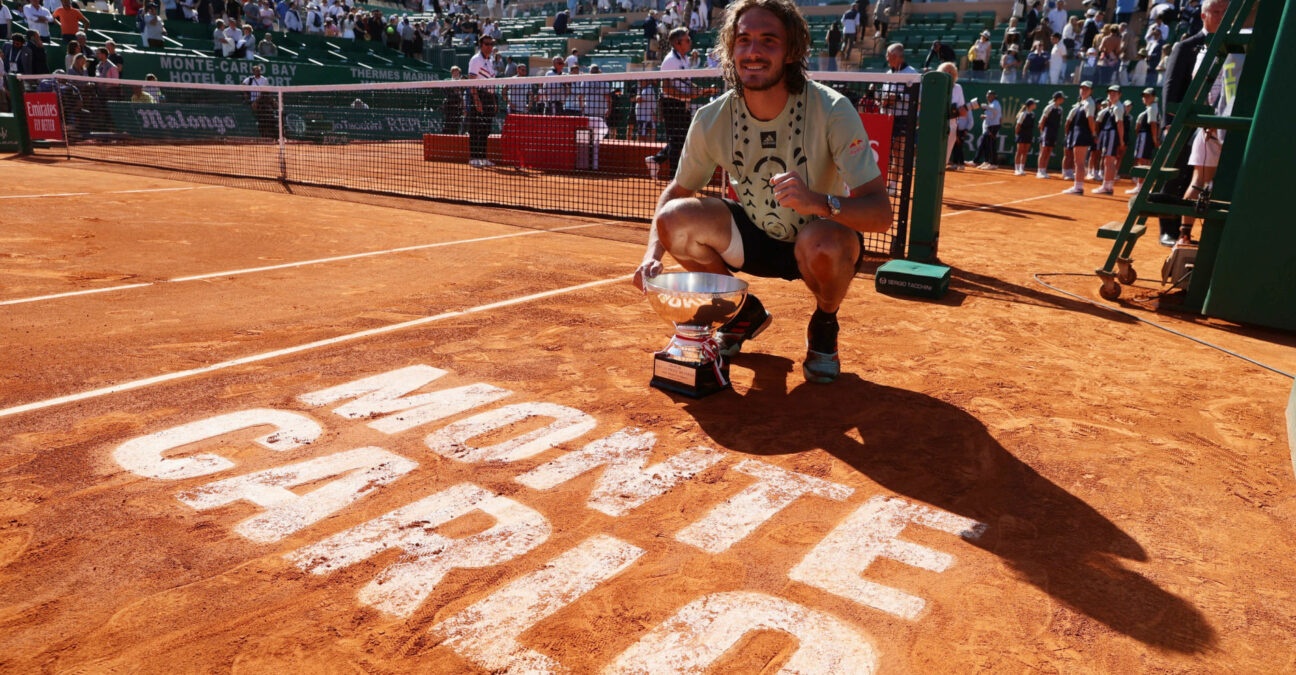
[875,260,951,299]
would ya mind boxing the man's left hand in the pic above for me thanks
[769,171,825,217]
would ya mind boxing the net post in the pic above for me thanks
[277,90,286,182]
[7,75,33,156]
[906,71,952,263]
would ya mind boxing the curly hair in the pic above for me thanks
[717,0,811,96]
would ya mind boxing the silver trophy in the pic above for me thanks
[644,272,748,398]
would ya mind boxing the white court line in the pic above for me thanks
[943,191,1068,218]
[172,223,602,282]
[0,223,604,305]
[0,283,154,307]
[952,180,1007,188]
[0,274,626,420]
[0,186,219,200]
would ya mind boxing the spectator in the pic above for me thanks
[3,33,32,75]
[1048,31,1066,83]
[923,38,955,70]
[1025,39,1049,83]
[63,39,82,69]
[825,21,842,71]
[257,30,276,56]
[633,78,657,141]
[644,27,716,180]
[540,55,565,115]
[23,0,53,40]
[131,82,157,102]
[238,23,255,56]
[304,2,323,33]
[565,47,579,69]
[935,62,965,171]
[871,0,890,40]
[968,30,991,81]
[53,0,88,44]
[1013,97,1037,175]
[1001,16,1021,54]
[282,2,302,32]
[970,89,1002,169]
[1000,43,1021,83]
[505,62,533,114]
[1119,47,1147,86]
[561,62,584,114]
[67,51,89,75]
[1024,1,1041,36]
[141,3,167,49]
[1061,16,1079,54]
[1046,0,1068,40]
[1074,46,1098,84]
[0,2,12,42]
[841,2,860,60]
[24,30,48,73]
[1081,8,1100,51]
[552,7,569,35]
[443,65,464,133]
[94,45,120,78]
[641,11,657,60]
[212,18,229,54]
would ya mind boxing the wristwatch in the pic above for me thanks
[826,194,842,217]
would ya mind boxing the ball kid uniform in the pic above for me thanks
[1040,101,1063,147]
[1133,101,1159,160]
[1095,100,1124,157]
[1065,95,1096,148]
[1015,109,1036,145]
[675,81,882,280]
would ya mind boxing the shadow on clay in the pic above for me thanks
[681,353,1215,654]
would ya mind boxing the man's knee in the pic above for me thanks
[656,197,728,247]
[795,221,859,274]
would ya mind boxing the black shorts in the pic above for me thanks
[721,199,864,281]
[1134,130,1155,160]
[1097,128,1120,157]
[1015,132,1034,145]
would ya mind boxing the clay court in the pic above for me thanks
[2,158,1294,672]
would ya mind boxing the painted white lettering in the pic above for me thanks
[788,496,986,620]
[675,459,853,554]
[515,428,724,517]
[286,483,550,617]
[434,535,645,673]
[606,591,878,674]
[176,447,417,543]
[425,403,596,463]
[297,364,512,434]
[113,409,320,480]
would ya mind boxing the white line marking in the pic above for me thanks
[943,191,1068,217]
[171,223,601,282]
[0,274,626,420]
[0,186,219,199]
[952,180,1007,188]
[0,283,154,306]
[0,223,605,305]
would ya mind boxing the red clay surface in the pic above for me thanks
[2,158,1294,673]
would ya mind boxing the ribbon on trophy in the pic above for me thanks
[669,331,728,387]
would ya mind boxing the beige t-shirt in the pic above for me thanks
[676,81,882,242]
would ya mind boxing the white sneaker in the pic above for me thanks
[480,159,495,167]
[1124,186,1141,195]
[1037,171,1049,178]
[1085,172,1096,181]
[468,159,482,167]
[1062,171,1074,180]
[1094,186,1114,195]
[1062,186,1084,194]
[1014,169,1025,176]
[644,156,659,180]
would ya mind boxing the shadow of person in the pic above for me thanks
[682,353,1215,654]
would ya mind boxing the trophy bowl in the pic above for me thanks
[643,272,748,398]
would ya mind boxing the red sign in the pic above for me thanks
[25,92,63,142]
[859,113,894,177]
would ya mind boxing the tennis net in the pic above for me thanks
[20,70,921,256]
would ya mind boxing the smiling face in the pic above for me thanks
[731,8,792,93]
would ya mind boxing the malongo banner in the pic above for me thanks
[108,102,260,140]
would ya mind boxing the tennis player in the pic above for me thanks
[633,0,892,384]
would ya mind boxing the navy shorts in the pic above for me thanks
[1097,128,1121,157]
[1015,131,1034,145]
[1134,130,1155,160]
[1041,125,1059,147]
[721,199,864,281]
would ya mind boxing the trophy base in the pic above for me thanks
[650,354,731,398]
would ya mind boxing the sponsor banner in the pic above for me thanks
[107,102,261,140]
[284,105,446,141]
[859,113,894,175]
[25,92,64,142]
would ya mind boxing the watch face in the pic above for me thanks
[828,195,842,214]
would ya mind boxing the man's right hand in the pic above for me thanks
[632,258,663,293]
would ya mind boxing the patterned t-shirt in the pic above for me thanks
[675,81,882,243]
